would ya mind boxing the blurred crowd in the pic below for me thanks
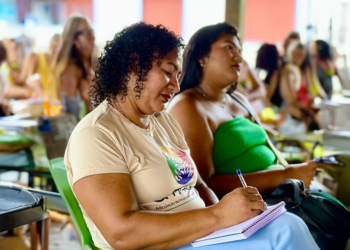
[0,14,344,135]
[237,31,341,136]
[0,14,95,121]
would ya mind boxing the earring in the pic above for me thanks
[200,62,204,67]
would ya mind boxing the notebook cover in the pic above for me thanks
[192,202,286,247]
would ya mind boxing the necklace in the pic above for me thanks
[195,86,226,108]
[111,101,150,129]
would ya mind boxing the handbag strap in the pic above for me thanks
[228,92,289,167]
[228,92,261,126]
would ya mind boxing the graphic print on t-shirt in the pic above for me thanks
[161,146,194,185]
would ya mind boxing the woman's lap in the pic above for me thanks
[176,212,319,250]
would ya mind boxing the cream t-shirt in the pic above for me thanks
[64,101,205,249]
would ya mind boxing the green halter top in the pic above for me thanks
[213,117,276,174]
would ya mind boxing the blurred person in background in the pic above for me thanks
[288,42,326,102]
[281,31,300,64]
[1,36,33,85]
[236,59,266,114]
[0,41,41,115]
[167,23,320,198]
[1,38,22,85]
[66,22,319,250]
[256,44,283,108]
[51,14,94,121]
[254,44,285,130]
[19,34,60,100]
[309,40,335,99]
[278,42,321,134]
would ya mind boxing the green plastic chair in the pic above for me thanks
[49,158,99,250]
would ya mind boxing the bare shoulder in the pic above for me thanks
[23,52,39,66]
[230,91,251,108]
[167,88,212,142]
[27,52,39,61]
[167,88,205,118]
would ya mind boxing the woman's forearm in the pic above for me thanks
[206,170,285,198]
[246,70,266,101]
[74,173,260,250]
[6,84,31,99]
[109,206,221,250]
[245,87,265,101]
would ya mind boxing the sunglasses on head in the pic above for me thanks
[74,28,94,39]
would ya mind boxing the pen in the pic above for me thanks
[237,169,268,208]
[236,169,247,188]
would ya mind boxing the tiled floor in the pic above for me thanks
[47,220,81,250]
[0,219,81,250]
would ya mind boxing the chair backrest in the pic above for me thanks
[49,158,99,250]
[336,55,350,91]
[337,66,350,91]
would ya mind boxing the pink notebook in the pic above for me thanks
[192,202,286,247]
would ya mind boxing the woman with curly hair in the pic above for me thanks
[64,23,318,250]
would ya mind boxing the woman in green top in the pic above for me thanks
[167,23,319,198]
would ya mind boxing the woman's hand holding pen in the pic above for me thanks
[211,186,267,229]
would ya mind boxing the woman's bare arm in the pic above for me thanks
[168,94,286,197]
[74,173,219,250]
[5,84,31,99]
[70,127,266,250]
[168,93,318,198]
[74,172,265,249]
[244,66,267,101]
[18,53,39,84]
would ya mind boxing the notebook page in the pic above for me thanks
[194,202,285,242]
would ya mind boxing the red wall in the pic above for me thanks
[143,0,182,35]
[64,0,93,22]
[243,0,295,44]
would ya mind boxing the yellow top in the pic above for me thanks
[36,53,58,100]
[0,63,18,85]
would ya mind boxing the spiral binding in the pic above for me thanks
[242,204,286,237]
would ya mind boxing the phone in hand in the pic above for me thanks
[314,156,344,166]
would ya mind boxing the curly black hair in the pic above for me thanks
[90,22,184,107]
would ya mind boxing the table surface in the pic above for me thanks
[0,196,48,232]
[0,185,68,232]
